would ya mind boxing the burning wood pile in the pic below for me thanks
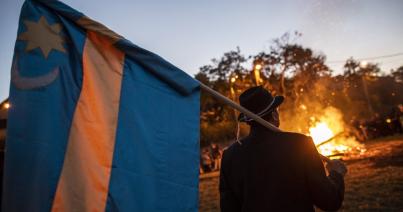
[306,107,366,159]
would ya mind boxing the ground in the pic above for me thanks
[341,136,403,211]
[199,135,403,211]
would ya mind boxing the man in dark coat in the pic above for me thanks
[220,86,347,212]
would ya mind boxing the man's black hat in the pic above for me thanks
[238,86,284,122]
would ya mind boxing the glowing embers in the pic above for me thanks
[307,107,365,158]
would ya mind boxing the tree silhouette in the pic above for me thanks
[254,32,330,97]
[343,58,381,114]
[391,66,403,83]
[200,47,247,82]
[195,33,402,146]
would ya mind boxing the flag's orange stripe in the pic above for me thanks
[51,31,124,212]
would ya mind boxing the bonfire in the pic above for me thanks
[307,107,365,158]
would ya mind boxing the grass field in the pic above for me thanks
[339,136,403,211]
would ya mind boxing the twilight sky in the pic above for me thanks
[1,0,403,100]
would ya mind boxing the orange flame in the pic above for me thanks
[307,107,365,157]
[309,122,334,145]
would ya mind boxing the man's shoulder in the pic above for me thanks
[221,136,252,160]
[222,131,313,157]
[223,140,242,155]
[276,131,312,142]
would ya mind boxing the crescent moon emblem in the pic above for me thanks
[11,56,60,90]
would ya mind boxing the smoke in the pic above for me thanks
[276,77,365,157]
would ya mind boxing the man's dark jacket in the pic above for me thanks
[219,127,344,212]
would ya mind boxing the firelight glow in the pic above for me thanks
[254,64,262,70]
[309,122,334,145]
[4,102,10,109]
[306,107,366,157]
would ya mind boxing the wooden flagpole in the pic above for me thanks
[199,83,331,163]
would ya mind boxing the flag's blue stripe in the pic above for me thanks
[2,1,85,211]
[116,40,199,95]
[32,0,84,21]
[33,0,200,95]
[105,58,200,212]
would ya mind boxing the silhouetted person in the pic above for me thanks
[201,148,213,173]
[219,86,347,212]
[210,143,222,170]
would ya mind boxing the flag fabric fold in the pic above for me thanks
[3,0,200,211]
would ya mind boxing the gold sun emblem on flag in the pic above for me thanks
[18,16,66,58]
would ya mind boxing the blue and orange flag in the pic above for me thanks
[3,0,200,211]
